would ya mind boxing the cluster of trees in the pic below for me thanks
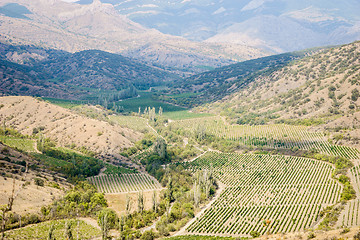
[35,137,103,183]
[154,165,216,237]
[97,85,138,111]
[1,182,107,237]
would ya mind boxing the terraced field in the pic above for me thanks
[183,152,342,237]
[88,173,162,193]
[170,117,360,159]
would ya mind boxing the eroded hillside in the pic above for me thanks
[0,96,142,155]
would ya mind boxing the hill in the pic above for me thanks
[160,50,313,107]
[0,142,69,214]
[0,0,268,74]
[0,96,142,156]
[195,41,360,149]
[0,42,176,100]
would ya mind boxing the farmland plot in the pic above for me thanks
[88,173,162,193]
[183,152,342,236]
[170,117,360,159]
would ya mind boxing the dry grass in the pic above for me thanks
[0,96,142,155]
[105,189,163,216]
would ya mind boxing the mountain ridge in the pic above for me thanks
[0,0,268,74]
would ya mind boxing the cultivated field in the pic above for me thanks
[170,117,360,159]
[88,173,162,193]
[183,152,342,237]
[4,219,100,240]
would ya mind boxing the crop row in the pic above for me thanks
[171,118,360,159]
[350,165,360,196]
[184,153,336,186]
[88,173,162,193]
[185,152,342,236]
[338,199,360,227]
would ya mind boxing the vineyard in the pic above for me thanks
[338,165,360,227]
[88,173,162,193]
[4,219,100,240]
[350,165,360,196]
[170,117,360,159]
[338,199,360,227]
[183,152,342,237]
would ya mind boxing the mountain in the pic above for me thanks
[95,0,360,53]
[0,42,175,99]
[161,50,314,107]
[0,0,268,74]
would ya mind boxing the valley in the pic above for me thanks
[1,0,360,239]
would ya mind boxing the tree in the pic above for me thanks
[140,230,155,240]
[166,176,174,202]
[352,88,359,101]
[154,138,167,159]
[47,224,55,240]
[98,208,118,240]
[152,190,157,213]
[158,107,163,116]
[138,191,144,213]
[193,180,200,207]
[149,107,156,122]
[1,178,16,240]
[195,124,206,141]
[99,212,109,240]
[65,221,73,240]
[125,194,131,217]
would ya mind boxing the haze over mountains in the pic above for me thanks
[77,0,360,53]
[0,0,267,74]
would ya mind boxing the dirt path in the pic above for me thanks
[33,140,41,154]
[174,181,226,237]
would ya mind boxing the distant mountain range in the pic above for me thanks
[81,0,360,53]
[0,0,267,74]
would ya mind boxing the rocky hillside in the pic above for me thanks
[0,0,267,73]
[0,96,142,155]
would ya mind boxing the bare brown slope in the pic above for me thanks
[0,143,69,214]
[0,96,142,155]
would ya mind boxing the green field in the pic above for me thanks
[163,110,213,120]
[103,162,138,174]
[117,92,185,113]
[43,98,87,109]
[0,136,35,152]
[117,92,212,120]
[4,219,100,240]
